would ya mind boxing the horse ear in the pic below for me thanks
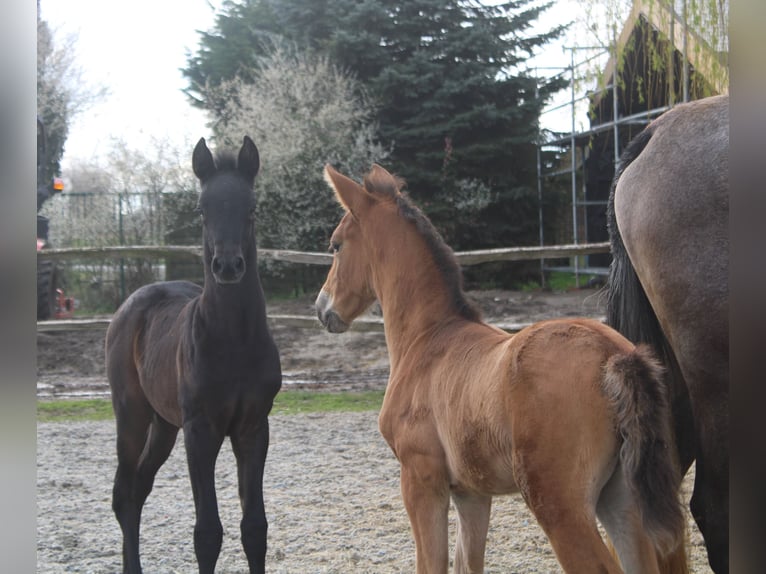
[237,136,260,184]
[363,164,401,198]
[324,164,373,216]
[192,138,216,183]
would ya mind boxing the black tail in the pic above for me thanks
[602,346,685,555]
[605,126,683,371]
[606,123,698,481]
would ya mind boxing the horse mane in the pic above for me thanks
[363,169,482,323]
[213,150,238,172]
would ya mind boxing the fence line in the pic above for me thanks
[36,315,377,333]
[36,314,606,334]
[37,242,609,267]
[36,241,611,331]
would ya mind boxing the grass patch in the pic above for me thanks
[518,280,542,292]
[545,271,579,291]
[273,390,384,415]
[37,390,386,423]
[515,271,586,292]
[37,399,114,423]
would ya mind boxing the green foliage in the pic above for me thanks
[518,270,591,291]
[42,138,204,311]
[346,0,568,250]
[53,257,163,315]
[37,16,69,185]
[207,44,388,260]
[37,6,106,186]
[576,0,728,106]
[183,0,347,107]
[38,391,386,422]
[183,0,569,258]
[545,270,581,290]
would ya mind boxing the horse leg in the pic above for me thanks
[135,413,179,505]
[231,418,271,574]
[399,455,450,573]
[690,413,729,574]
[183,420,225,574]
[451,492,491,574]
[111,396,153,574]
[116,413,180,571]
[597,465,672,574]
[691,464,728,574]
[516,460,621,574]
[530,505,621,573]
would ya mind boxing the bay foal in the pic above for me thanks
[316,164,686,573]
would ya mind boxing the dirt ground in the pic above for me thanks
[37,415,710,574]
[36,287,714,573]
[36,287,609,399]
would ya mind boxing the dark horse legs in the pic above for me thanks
[693,454,729,574]
[690,382,730,574]
[114,404,272,574]
[232,418,271,574]
[183,420,226,574]
[113,405,179,574]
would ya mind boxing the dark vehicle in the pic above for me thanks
[37,118,74,320]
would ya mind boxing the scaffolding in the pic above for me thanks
[533,0,724,287]
[535,51,671,288]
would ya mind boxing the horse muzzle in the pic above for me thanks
[315,291,349,333]
[210,255,247,285]
[212,254,246,284]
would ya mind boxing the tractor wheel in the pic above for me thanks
[37,260,58,320]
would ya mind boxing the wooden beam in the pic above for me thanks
[37,314,606,334]
[455,242,610,265]
[37,242,609,267]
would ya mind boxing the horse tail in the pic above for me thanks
[602,345,685,555]
[605,125,698,474]
[605,126,668,349]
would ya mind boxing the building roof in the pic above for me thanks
[593,0,728,108]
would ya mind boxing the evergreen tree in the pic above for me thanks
[183,0,567,256]
[201,44,388,292]
[206,45,387,254]
[327,0,567,249]
[182,0,345,108]
[37,1,106,186]
[37,16,70,187]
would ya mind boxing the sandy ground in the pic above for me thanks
[37,415,710,574]
[36,288,713,572]
[36,288,610,398]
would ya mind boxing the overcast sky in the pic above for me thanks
[39,0,588,170]
[39,0,223,168]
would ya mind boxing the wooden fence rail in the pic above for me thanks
[37,242,609,267]
[37,314,605,335]
[37,242,610,332]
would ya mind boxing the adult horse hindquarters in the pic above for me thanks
[315,164,687,573]
[607,95,729,573]
[105,136,282,574]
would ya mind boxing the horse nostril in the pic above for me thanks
[234,256,245,275]
[212,256,223,275]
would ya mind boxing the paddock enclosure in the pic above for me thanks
[37,414,711,573]
[37,283,716,572]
